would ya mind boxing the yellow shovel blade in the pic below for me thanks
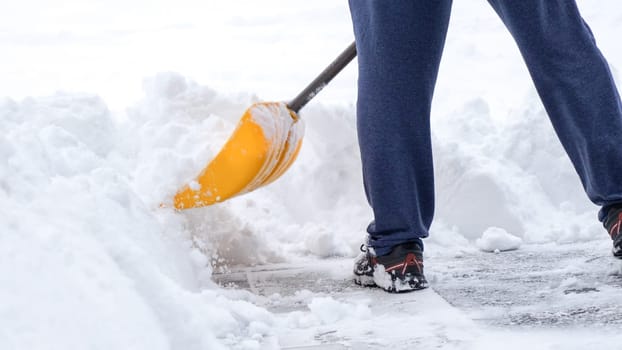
[173,102,304,210]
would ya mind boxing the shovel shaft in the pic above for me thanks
[288,41,357,113]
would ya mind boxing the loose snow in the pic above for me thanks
[476,227,523,252]
[1,0,622,349]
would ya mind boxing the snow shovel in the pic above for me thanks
[173,42,357,209]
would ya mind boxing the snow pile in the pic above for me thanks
[430,96,603,246]
[0,75,285,349]
[475,227,522,252]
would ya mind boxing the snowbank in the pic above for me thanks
[0,75,279,349]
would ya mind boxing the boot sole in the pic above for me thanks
[354,274,428,293]
[385,276,429,293]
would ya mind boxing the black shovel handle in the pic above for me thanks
[288,41,357,114]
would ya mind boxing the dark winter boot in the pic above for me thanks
[604,206,622,258]
[353,241,428,293]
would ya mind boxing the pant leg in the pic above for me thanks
[348,0,453,255]
[487,0,622,221]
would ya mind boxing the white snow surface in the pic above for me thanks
[2,0,622,349]
[476,227,523,252]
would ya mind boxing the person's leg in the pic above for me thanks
[487,0,622,221]
[349,0,453,256]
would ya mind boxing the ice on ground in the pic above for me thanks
[476,227,523,252]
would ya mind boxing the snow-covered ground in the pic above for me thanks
[2,1,622,349]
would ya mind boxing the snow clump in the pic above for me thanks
[476,227,523,252]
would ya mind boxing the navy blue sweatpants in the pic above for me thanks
[349,0,622,255]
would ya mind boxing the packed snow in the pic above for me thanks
[1,0,622,349]
[476,227,522,252]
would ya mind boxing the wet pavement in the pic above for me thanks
[427,241,622,327]
[214,240,622,329]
